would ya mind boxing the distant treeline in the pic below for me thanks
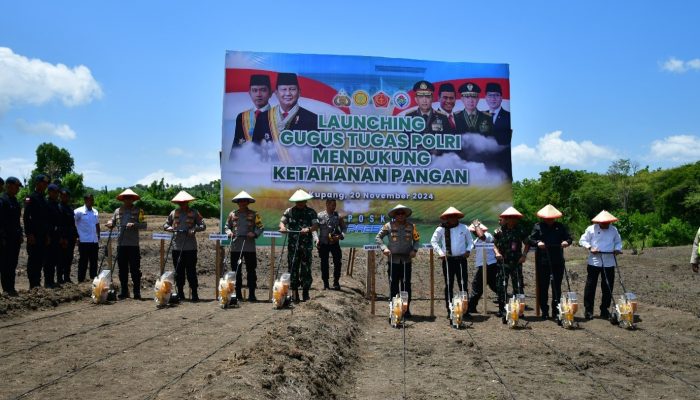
[513,160,700,250]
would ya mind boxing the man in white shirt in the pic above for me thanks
[467,220,499,314]
[690,227,699,273]
[74,193,100,282]
[579,210,623,320]
[431,207,474,319]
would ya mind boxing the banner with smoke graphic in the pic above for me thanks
[221,51,512,246]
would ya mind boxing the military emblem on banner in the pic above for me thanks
[352,90,370,107]
[393,91,410,109]
[372,91,390,108]
[333,89,351,107]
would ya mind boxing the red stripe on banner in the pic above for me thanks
[225,68,348,113]
[392,78,511,115]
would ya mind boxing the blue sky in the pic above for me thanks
[1,0,698,188]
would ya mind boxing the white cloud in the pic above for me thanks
[137,169,219,187]
[0,157,34,181]
[661,56,700,73]
[649,135,700,162]
[166,147,186,156]
[0,47,102,113]
[15,118,77,140]
[512,130,618,167]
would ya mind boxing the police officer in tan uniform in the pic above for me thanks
[164,191,206,301]
[376,204,420,318]
[225,191,264,301]
[106,188,147,299]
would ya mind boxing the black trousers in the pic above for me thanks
[0,240,21,293]
[233,251,257,293]
[27,238,48,289]
[388,261,412,310]
[43,240,61,286]
[172,250,198,291]
[442,257,468,312]
[77,242,99,282]
[117,246,141,295]
[584,265,615,313]
[536,259,564,316]
[468,263,499,310]
[57,240,76,283]
[318,242,342,283]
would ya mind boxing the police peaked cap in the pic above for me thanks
[412,80,434,96]
[276,72,299,88]
[250,74,271,88]
[485,82,502,94]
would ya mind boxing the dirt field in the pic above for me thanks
[1,216,699,399]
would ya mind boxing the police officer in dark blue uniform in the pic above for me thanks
[57,188,78,284]
[44,183,62,288]
[0,177,24,296]
[24,175,50,289]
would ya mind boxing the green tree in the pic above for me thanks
[32,142,75,181]
[62,172,86,205]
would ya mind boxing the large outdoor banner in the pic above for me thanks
[221,51,513,246]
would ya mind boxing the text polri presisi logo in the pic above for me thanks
[393,91,410,109]
[372,91,390,108]
[352,90,370,107]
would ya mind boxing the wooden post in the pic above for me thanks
[159,239,165,275]
[429,248,434,318]
[368,250,376,315]
[346,247,352,276]
[482,247,488,314]
[535,259,540,317]
[268,237,276,301]
[349,248,356,277]
[215,240,221,299]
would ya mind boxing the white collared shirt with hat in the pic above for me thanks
[579,224,623,267]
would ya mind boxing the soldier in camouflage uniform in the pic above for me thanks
[225,191,264,301]
[279,189,319,302]
[493,207,530,317]
[107,188,147,299]
[376,204,420,318]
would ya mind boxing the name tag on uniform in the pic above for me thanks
[474,243,494,249]
[421,243,433,249]
[100,232,120,239]
[152,233,173,240]
[263,231,283,238]
[363,244,380,251]
[208,233,229,241]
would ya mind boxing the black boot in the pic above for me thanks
[302,288,310,302]
[191,288,199,302]
[248,289,257,302]
[177,286,186,301]
[332,279,341,290]
[323,280,330,290]
[293,289,301,303]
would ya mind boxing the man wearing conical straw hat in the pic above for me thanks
[376,204,420,318]
[528,204,573,323]
[225,191,264,301]
[579,210,623,320]
[430,207,474,320]
[493,206,531,317]
[163,191,206,302]
[279,189,319,303]
[106,188,147,300]
[466,219,499,314]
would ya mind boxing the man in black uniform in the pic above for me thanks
[454,82,493,135]
[57,188,78,284]
[24,175,50,289]
[0,177,23,296]
[44,183,62,288]
[406,80,449,134]
[528,204,573,323]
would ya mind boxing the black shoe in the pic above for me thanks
[7,290,19,297]
[45,283,56,289]
[467,306,478,314]
[191,292,199,302]
[177,291,186,301]
[446,311,451,320]
[293,290,300,303]
[302,289,310,302]
[584,311,594,320]
[322,281,330,290]
[133,293,142,300]
[65,279,74,284]
[600,309,611,319]
[556,317,563,326]
[118,293,129,300]
[541,313,549,321]
[332,281,341,291]
[496,309,505,318]
[404,310,412,319]
[248,292,257,302]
